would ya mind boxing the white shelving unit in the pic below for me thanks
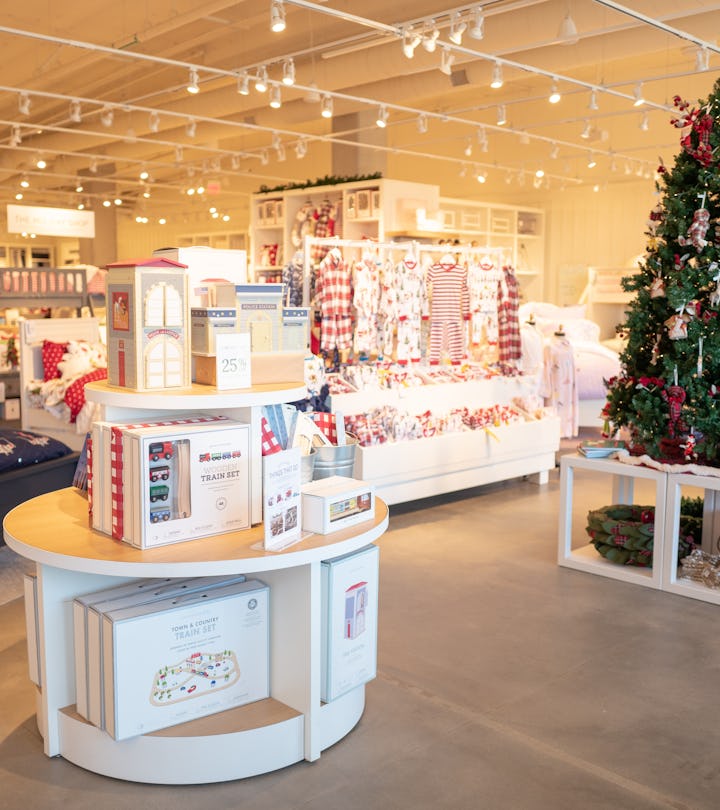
[558,454,667,589]
[3,380,389,784]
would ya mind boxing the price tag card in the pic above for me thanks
[215,333,252,390]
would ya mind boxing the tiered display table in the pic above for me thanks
[2,379,389,784]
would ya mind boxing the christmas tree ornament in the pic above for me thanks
[678,206,711,250]
[650,277,666,298]
[662,384,686,437]
[665,312,688,340]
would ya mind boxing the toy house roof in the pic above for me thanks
[106,257,188,270]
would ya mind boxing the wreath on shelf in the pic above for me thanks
[585,497,703,567]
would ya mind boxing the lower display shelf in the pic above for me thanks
[558,543,656,587]
[53,684,365,784]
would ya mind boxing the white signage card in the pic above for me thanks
[7,204,96,238]
[214,332,251,390]
[263,447,302,551]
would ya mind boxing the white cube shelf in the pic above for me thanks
[663,471,720,604]
[558,454,667,589]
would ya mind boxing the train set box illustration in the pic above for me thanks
[101,578,269,741]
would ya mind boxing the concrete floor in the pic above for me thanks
[2,466,720,809]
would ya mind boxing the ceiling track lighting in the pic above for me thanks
[100,105,114,127]
[20,174,29,188]
[282,58,295,86]
[269,84,282,109]
[439,45,455,76]
[633,82,645,107]
[548,79,561,104]
[185,118,197,138]
[175,145,183,162]
[276,143,286,162]
[270,0,286,33]
[237,71,250,95]
[148,110,160,133]
[75,179,84,193]
[496,104,507,126]
[89,158,98,173]
[260,150,269,166]
[550,142,560,159]
[469,6,485,40]
[535,168,545,178]
[69,99,82,123]
[490,61,503,89]
[35,155,47,169]
[9,124,22,147]
[375,104,388,128]
[640,111,649,131]
[587,152,597,169]
[139,168,150,181]
[558,12,579,45]
[186,66,199,94]
[231,154,241,170]
[421,20,439,52]
[295,139,308,159]
[476,170,487,184]
[271,131,281,151]
[255,65,269,93]
[320,93,334,119]
[588,89,599,111]
[416,113,428,134]
[696,47,710,72]
[519,131,530,146]
[449,12,467,45]
[402,26,421,59]
[18,92,31,116]
[464,139,473,157]
[580,119,592,139]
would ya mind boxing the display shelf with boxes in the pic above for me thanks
[2,374,389,785]
[328,373,560,505]
[558,454,668,589]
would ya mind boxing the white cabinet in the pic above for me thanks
[250,179,439,281]
[2,380,388,784]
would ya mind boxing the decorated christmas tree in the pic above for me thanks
[604,77,720,465]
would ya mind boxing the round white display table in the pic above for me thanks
[4,489,388,784]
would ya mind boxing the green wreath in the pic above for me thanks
[586,498,702,567]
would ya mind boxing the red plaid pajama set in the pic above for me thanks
[316,249,353,352]
[497,266,522,364]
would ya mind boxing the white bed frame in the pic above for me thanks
[19,318,101,451]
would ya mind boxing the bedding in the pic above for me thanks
[26,337,107,434]
[0,427,73,472]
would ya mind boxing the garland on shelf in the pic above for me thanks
[256,172,383,195]
[585,497,703,567]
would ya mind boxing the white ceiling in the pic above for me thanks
[0,0,718,228]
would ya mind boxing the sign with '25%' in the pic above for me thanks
[214,333,252,390]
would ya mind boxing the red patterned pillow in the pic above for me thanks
[42,339,69,381]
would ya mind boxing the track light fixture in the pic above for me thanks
[496,104,507,126]
[696,47,710,72]
[469,6,485,40]
[580,119,592,139]
[464,139,473,157]
[75,179,84,193]
[476,170,487,184]
[270,0,286,33]
[558,12,579,45]
[20,174,29,188]
[139,168,150,181]
[535,168,545,178]
[320,93,334,119]
[632,82,645,107]
[490,62,503,89]
[587,152,597,169]
[35,155,47,169]
[9,125,22,147]
[282,58,295,86]
[402,27,422,59]
[550,142,559,159]
[548,79,561,104]
[376,105,388,128]
[295,139,308,159]
[100,105,114,127]
[588,89,599,110]
[175,145,183,162]
[89,158,98,173]
[417,113,428,133]
[260,150,269,166]
[269,84,282,108]
[449,12,466,45]
[237,71,250,95]
[271,131,281,151]
[255,65,269,93]
[185,118,197,137]
[18,92,31,116]
[439,45,455,76]
[640,111,649,131]
[69,99,82,123]
[186,66,199,94]
[148,110,160,132]
[422,20,440,52]
[276,143,286,162]
[477,127,488,152]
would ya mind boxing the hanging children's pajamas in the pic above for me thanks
[425,256,469,364]
[282,251,304,306]
[467,259,503,346]
[377,260,398,359]
[497,265,522,364]
[394,255,427,364]
[352,256,380,357]
[542,332,578,438]
[315,248,353,354]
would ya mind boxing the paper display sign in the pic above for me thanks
[263,447,302,551]
[214,332,251,389]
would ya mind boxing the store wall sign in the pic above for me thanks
[6,204,96,238]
